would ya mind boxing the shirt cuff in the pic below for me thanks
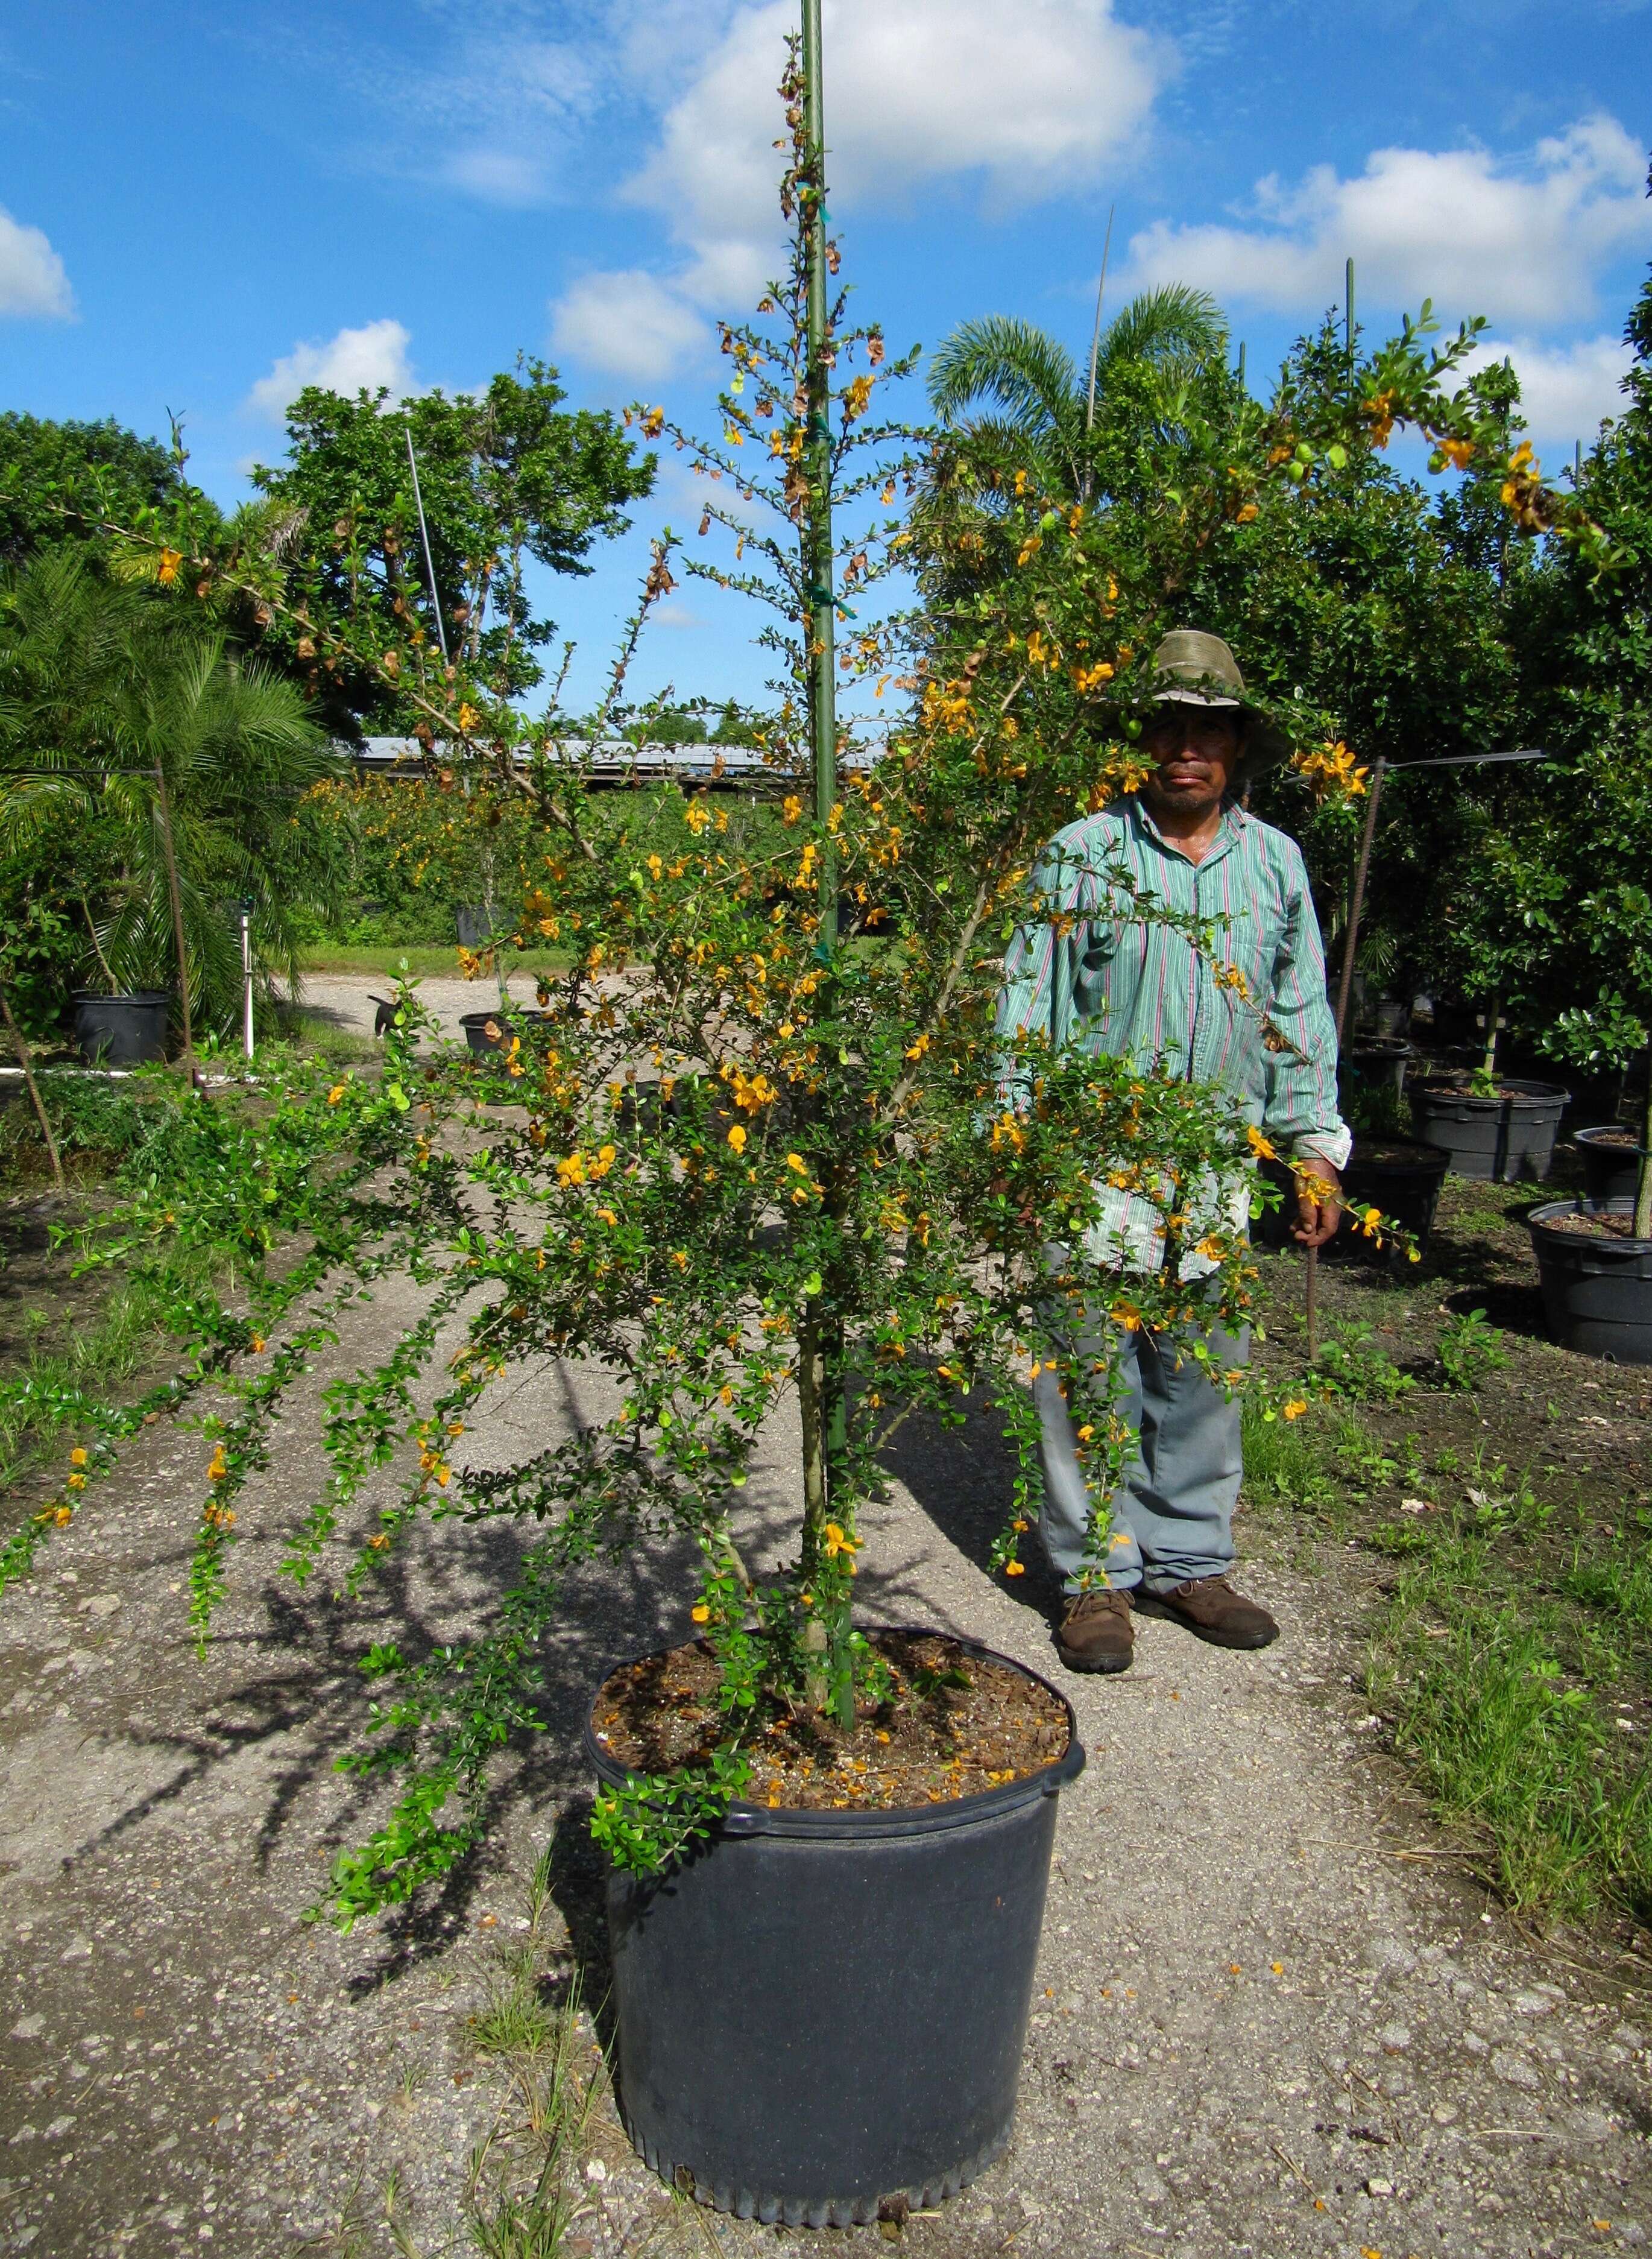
[1290,1126,1352,1172]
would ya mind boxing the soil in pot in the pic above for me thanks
[593,1629,1070,1810]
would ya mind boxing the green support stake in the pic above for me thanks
[801,0,838,946]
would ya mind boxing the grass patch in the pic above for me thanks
[1368,1532,1652,1924]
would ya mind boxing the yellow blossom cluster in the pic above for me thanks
[1291,739,1368,803]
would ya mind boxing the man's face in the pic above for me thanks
[1140,702,1243,818]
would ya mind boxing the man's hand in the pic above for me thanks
[1291,1158,1342,1249]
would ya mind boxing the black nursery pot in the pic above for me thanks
[459,1008,550,1057]
[72,990,171,1067]
[585,1635,1085,2229]
[1527,1198,1652,1365]
[1343,1036,1413,1101]
[1329,1137,1451,1267]
[1411,1078,1568,1183]
[455,903,504,949]
[1574,1126,1651,1210]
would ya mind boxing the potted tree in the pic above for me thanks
[0,547,335,1058]
[1518,262,1652,1363]
[1410,818,1571,1179]
[4,11,1618,2225]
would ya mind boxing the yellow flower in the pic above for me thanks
[327,1083,347,1105]
[69,1447,88,1467]
[157,548,182,586]
[66,1472,86,1490]
[1282,1398,1308,1421]
[822,1521,860,1559]
[1109,1300,1143,1332]
[691,1604,711,1624]
[727,1123,747,1152]
[457,702,480,733]
[1246,1125,1278,1161]
[1005,1560,1026,1576]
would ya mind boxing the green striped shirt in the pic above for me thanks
[995,794,1348,1270]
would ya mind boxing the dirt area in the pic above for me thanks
[593,1631,1072,1809]
[0,1152,1650,2255]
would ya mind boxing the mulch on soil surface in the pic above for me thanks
[591,1629,1071,1812]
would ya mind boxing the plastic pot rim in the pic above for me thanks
[585,1626,1085,1843]
[1574,1125,1652,1160]
[71,989,172,1008]
[1527,1197,1652,1257]
[1413,1078,1569,1110]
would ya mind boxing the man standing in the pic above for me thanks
[996,630,1347,1675]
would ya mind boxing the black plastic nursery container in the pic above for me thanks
[1343,1037,1413,1101]
[1330,1137,1451,1266]
[1410,1078,1568,1183]
[1527,1198,1652,1365]
[1574,1126,1651,1210]
[585,1636,1084,2229]
[459,1008,550,1057]
[72,990,171,1067]
[455,903,504,949]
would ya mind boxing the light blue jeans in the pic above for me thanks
[1035,1297,1250,1594]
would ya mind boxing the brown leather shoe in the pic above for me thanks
[1141,1575,1278,1650]
[1055,1587,1134,1674]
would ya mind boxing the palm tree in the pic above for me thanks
[0,548,341,1038]
[927,286,1231,502]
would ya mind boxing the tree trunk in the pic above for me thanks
[0,980,64,1192]
[1636,1047,1652,1242]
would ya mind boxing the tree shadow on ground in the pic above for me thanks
[880,1399,1065,1637]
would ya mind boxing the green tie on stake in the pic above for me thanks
[1305,746,1550,1358]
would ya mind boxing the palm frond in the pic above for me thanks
[927,317,1082,440]
[1096,286,1229,379]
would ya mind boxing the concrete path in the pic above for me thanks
[1,1277,1649,2256]
[282,971,552,1048]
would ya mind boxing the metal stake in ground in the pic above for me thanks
[0,978,64,1192]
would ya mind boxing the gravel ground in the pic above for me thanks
[2,1203,1651,2255]
[284,972,553,1047]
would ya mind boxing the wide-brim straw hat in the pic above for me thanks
[1147,629,1293,776]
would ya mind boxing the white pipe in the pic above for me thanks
[241,911,254,1061]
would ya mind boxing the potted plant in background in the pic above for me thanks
[1517,257,1652,1362]
[1410,817,1571,1179]
[0,546,336,1059]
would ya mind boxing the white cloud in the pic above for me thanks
[246,318,415,420]
[441,148,550,207]
[1463,335,1636,450]
[549,270,710,383]
[626,0,1165,308]
[1124,113,1652,326]
[0,207,74,319]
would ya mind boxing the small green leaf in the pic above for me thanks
[801,1270,824,1298]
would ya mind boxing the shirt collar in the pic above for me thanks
[1127,793,1246,867]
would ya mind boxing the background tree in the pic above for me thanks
[0,411,207,566]
[248,360,656,732]
[1525,248,1652,1228]
[0,549,340,1035]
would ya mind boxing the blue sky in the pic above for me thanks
[3,0,1650,716]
